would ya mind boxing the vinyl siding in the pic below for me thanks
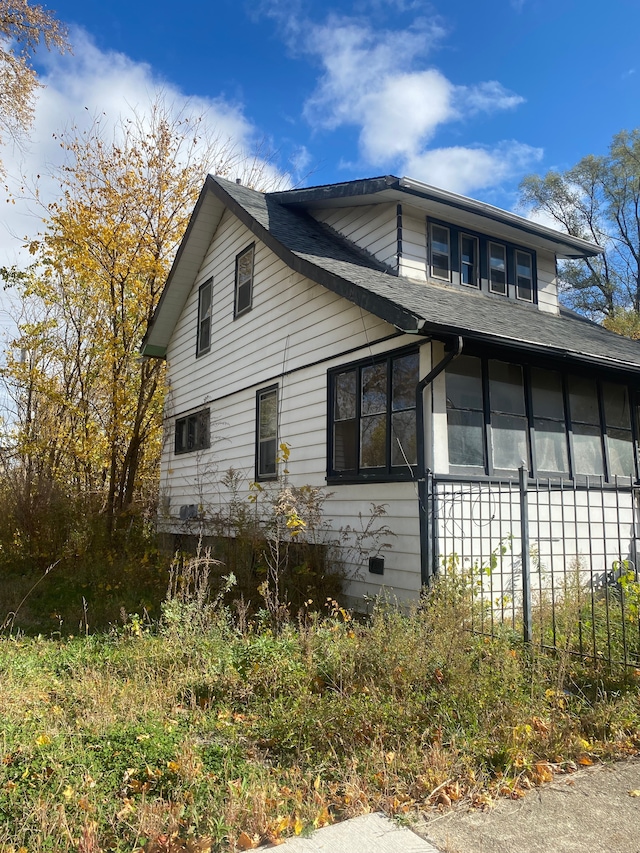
[312,203,398,269]
[161,209,423,604]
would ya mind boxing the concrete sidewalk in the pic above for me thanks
[270,758,640,853]
[270,813,440,853]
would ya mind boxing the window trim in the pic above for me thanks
[445,351,638,482]
[427,217,538,304]
[234,243,255,318]
[327,347,420,483]
[256,384,278,481]
[429,222,451,282]
[174,408,210,455]
[196,278,213,356]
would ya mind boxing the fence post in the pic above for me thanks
[519,463,532,645]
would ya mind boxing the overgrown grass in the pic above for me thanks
[1,572,639,853]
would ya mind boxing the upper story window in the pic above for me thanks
[328,349,419,481]
[428,219,536,304]
[445,354,636,481]
[175,408,210,454]
[196,278,212,356]
[235,243,254,317]
[256,385,278,480]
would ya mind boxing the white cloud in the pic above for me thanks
[0,28,284,271]
[404,142,543,196]
[300,14,534,195]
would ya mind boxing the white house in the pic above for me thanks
[141,175,640,609]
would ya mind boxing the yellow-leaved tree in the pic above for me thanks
[0,0,69,172]
[3,101,282,540]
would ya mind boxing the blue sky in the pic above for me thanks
[1,0,640,266]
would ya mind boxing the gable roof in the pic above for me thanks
[142,174,640,377]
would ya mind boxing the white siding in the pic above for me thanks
[312,204,398,269]
[398,207,427,281]
[536,249,558,314]
[161,209,423,604]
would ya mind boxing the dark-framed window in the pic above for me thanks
[196,278,212,356]
[256,385,278,480]
[175,408,210,454]
[427,218,536,303]
[445,354,636,481]
[328,349,420,481]
[235,243,254,317]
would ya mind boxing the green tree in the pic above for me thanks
[520,129,640,322]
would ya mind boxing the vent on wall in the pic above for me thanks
[179,504,198,520]
[368,556,384,575]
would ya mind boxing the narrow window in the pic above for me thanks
[489,360,528,471]
[235,244,254,317]
[460,234,479,287]
[360,363,387,468]
[430,224,451,281]
[197,279,212,355]
[175,409,210,454]
[257,386,278,479]
[333,370,357,471]
[446,356,485,470]
[391,352,419,467]
[515,250,533,302]
[489,242,507,295]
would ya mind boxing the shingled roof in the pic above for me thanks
[142,175,640,376]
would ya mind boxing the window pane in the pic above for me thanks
[489,361,525,415]
[238,246,253,283]
[603,383,631,430]
[448,410,484,468]
[460,235,478,286]
[361,414,386,467]
[446,356,483,410]
[391,410,416,466]
[516,251,533,301]
[569,376,600,424]
[335,370,356,420]
[260,438,276,477]
[392,353,419,411]
[236,282,251,314]
[334,421,357,470]
[573,424,604,476]
[431,225,450,280]
[492,414,528,470]
[361,364,387,415]
[259,390,277,440]
[534,419,569,474]
[608,429,634,477]
[531,368,564,419]
[489,243,507,294]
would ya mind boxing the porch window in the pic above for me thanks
[175,408,210,454]
[329,350,419,480]
[256,385,278,480]
[235,244,254,317]
[446,356,636,481]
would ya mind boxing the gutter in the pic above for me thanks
[416,335,463,587]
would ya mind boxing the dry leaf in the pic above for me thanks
[576,754,594,766]
[236,831,257,850]
[628,789,640,797]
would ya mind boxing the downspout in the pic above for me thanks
[417,335,463,588]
